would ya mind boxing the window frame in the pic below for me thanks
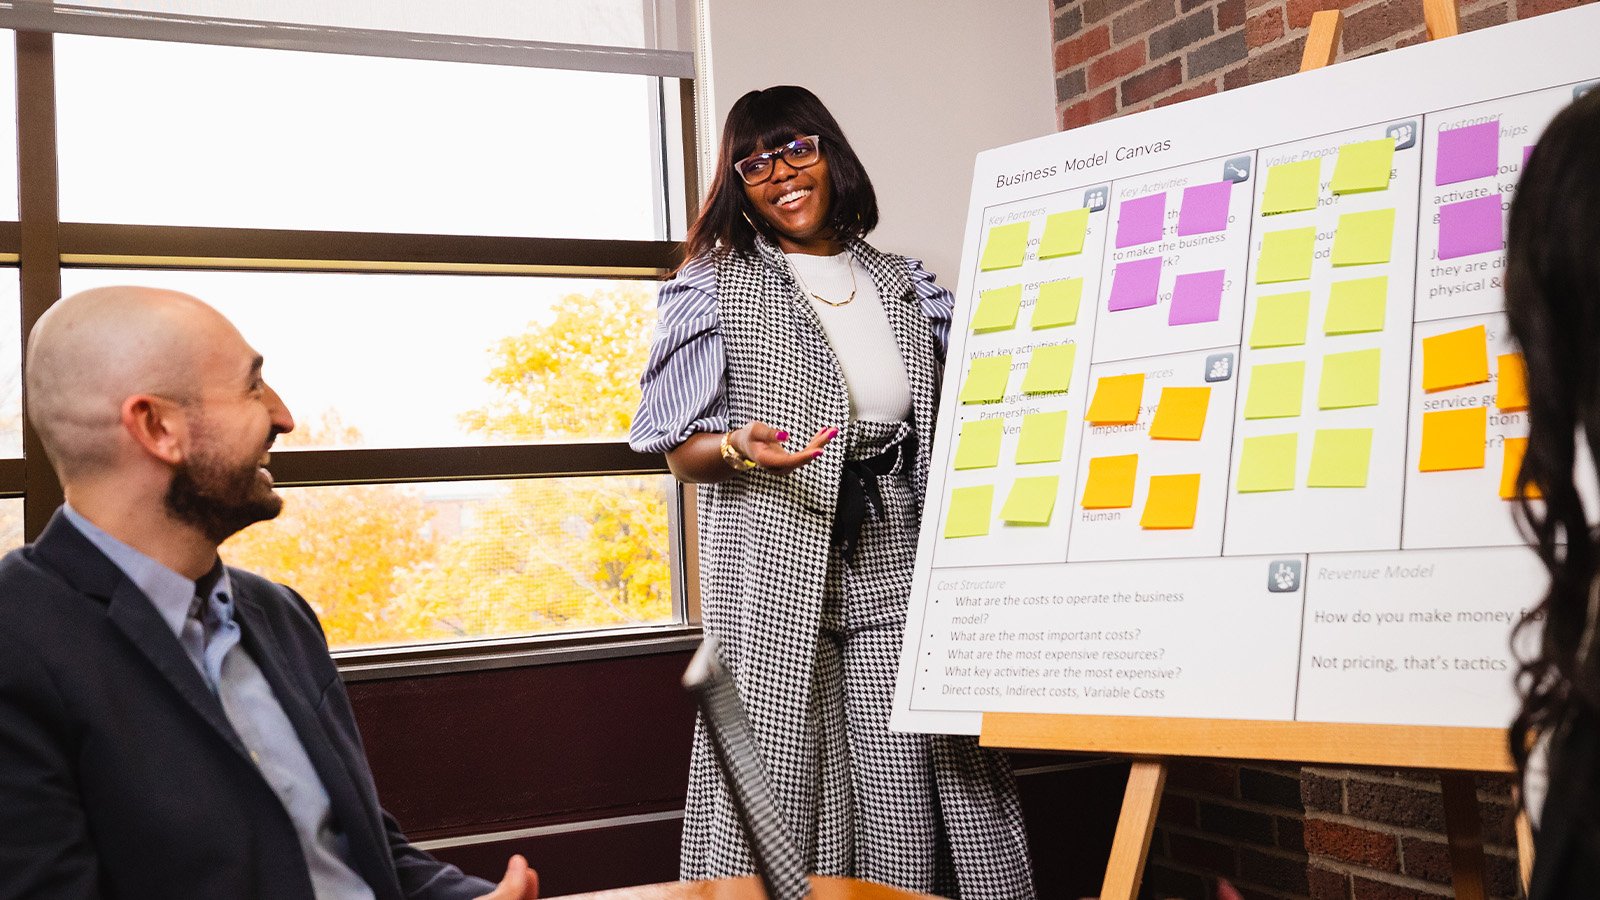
[3,19,704,675]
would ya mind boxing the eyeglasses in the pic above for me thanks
[733,135,822,185]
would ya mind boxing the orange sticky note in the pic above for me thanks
[1149,386,1211,441]
[1500,437,1541,500]
[1086,373,1146,425]
[1141,473,1201,529]
[1497,353,1528,412]
[1419,407,1487,472]
[1082,454,1139,509]
[1421,325,1490,392]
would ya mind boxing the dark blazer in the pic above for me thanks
[1529,716,1600,900]
[0,509,494,900]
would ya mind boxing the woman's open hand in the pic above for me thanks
[731,422,839,474]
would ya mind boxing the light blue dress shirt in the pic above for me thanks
[63,505,376,900]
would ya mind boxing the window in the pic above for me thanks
[9,13,697,661]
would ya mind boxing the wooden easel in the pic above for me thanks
[977,3,1538,898]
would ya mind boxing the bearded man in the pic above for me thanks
[0,287,538,900]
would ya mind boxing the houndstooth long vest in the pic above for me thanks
[681,234,942,873]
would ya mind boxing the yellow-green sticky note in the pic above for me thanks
[1249,291,1311,349]
[1244,361,1305,419]
[1331,208,1395,266]
[1148,386,1211,441]
[1262,159,1320,215]
[1085,372,1146,425]
[944,485,994,538]
[1038,208,1089,259]
[1330,138,1396,194]
[1324,277,1388,335]
[1141,473,1201,529]
[1021,343,1076,395]
[1001,476,1059,525]
[1307,428,1374,488]
[979,222,1030,271]
[1256,227,1316,284]
[1032,278,1084,329]
[954,418,1004,470]
[959,355,1011,404]
[1082,454,1138,509]
[1016,411,1069,464]
[1421,325,1490,392]
[1318,348,1382,410]
[1419,407,1487,472]
[1237,433,1298,493]
[972,285,1023,333]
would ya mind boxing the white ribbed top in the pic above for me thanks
[786,251,913,423]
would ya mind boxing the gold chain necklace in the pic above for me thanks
[791,256,857,307]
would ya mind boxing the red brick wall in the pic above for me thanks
[1047,1,1598,897]
[1052,0,1598,130]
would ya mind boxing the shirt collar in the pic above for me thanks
[61,504,233,639]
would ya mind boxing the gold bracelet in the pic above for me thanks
[720,432,758,471]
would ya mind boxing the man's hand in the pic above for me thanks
[476,854,538,900]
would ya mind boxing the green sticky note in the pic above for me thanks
[1324,277,1388,335]
[1318,348,1382,410]
[944,485,994,538]
[1243,360,1305,420]
[959,355,1011,404]
[972,285,1023,333]
[1262,159,1320,215]
[1249,291,1311,349]
[1016,411,1069,464]
[1331,138,1396,194]
[954,418,1004,470]
[1256,227,1316,284]
[1032,278,1084,329]
[1236,433,1298,493]
[1307,427,1374,488]
[1038,209,1089,259]
[1331,208,1395,266]
[1021,343,1076,395]
[1000,476,1059,525]
[979,222,1030,271]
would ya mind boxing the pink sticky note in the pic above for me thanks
[1523,144,1535,167]
[1438,194,1504,260]
[1116,193,1166,248]
[1168,269,1226,326]
[1108,256,1163,311]
[1177,181,1232,236]
[1435,121,1499,186]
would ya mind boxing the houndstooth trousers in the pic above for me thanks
[680,238,1036,899]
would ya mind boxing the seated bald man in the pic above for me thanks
[0,287,538,900]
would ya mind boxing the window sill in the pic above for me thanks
[334,623,704,682]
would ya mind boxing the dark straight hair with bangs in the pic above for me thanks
[681,85,878,265]
[1505,87,1600,799]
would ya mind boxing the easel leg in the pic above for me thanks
[1099,759,1168,900]
[1439,772,1488,900]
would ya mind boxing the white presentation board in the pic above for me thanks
[892,6,1600,737]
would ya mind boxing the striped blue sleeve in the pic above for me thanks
[906,257,954,363]
[628,258,730,454]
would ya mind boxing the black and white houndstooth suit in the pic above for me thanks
[644,235,1036,899]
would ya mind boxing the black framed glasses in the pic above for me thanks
[733,135,822,186]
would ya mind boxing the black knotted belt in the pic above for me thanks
[831,428,917,566]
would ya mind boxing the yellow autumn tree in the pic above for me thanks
[398,284,672,634]
[222,411,448,648]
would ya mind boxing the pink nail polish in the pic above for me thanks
[828,427,839,439]
[775,430,789,442]
[813,449,824,458]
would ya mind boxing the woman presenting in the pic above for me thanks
[630,85,1035,898]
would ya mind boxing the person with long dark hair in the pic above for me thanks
[1504,86,1600,898]
[630,86,1035,897]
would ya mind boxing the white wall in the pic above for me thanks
[701,0,1056,283]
